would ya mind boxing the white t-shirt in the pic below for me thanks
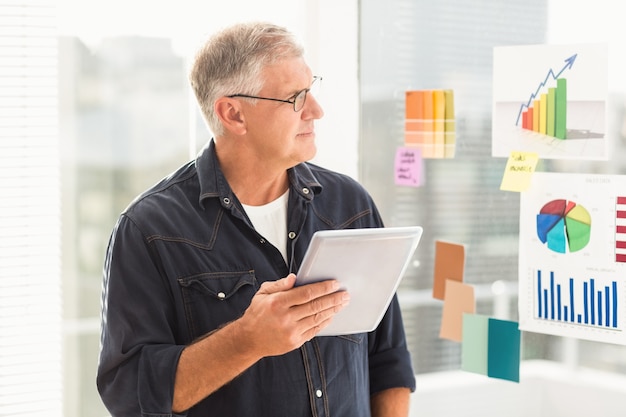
[241,190,289,263]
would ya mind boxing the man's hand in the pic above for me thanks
[172,273,349,412]
[239,273,350,356]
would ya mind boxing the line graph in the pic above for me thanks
[515,54,577,126]
[492,43,607,160]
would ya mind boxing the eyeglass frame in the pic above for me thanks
[226,76,322,112]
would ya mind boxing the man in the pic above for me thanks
[97,22,415,416]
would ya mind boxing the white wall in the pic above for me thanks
[410,360,626,417]
[303,1,360,179]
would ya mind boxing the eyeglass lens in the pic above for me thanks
[294,77,321,112]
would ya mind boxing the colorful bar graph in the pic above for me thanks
[520,78,568,140]
[405,89,456,159]
[536,270,618,329]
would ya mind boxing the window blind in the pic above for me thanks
[0,1,62,416]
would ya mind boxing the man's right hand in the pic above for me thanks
[173,273,349,412]
[238,273,350,357]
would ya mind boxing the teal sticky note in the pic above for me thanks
[487,318,520,382]
[461,313,489,375]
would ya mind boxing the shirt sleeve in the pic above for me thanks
[367,294,417,395]
[97,214,187,417]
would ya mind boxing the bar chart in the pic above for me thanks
[519,172,626,344]
[492,43,607,160]
[520,78,567,139]
[535,269,618,329]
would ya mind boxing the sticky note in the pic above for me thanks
[405,91,426,146]
[432,240,465,300]
[439,280,476,342]
[461,314,521,383]
[487,318,521,382]
[500,151,539,192]
[394,147,424,187]
[461,313,489,375]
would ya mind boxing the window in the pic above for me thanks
[55,2,356,415]
[0,1,62,416]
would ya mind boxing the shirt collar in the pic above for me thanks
[196,139,322,208]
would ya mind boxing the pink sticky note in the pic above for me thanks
[394,147,423,187]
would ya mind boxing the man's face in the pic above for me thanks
[241,57,324,171]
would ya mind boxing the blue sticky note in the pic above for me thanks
[487,318,520,382]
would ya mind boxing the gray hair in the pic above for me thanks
[189,22,305,136]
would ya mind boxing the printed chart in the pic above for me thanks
[519,172,626,345]
[492,43,608,160]
[534,269,618,329]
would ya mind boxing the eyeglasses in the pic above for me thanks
[227,76,322,112]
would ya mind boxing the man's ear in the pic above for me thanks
[214,98,247,135]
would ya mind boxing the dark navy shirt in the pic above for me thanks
[97,140,416,417]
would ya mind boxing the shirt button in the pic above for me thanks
[288,232,296,239]
[302,187,310,195]
[223,197,231,205]
[315,389,323,398]
[260,238,266,244]
[217,292,226,300]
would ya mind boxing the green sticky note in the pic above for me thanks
[461,313,489,375]
[487,318,521,382]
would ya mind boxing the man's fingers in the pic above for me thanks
[292,289,350,322]
[289,278,342,304]
[299,303,348,340]
[257,273,297,294]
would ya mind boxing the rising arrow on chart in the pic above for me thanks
[515,54,577,126]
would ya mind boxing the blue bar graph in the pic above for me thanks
[536,270,618,329]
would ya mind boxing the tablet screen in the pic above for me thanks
[295,226,423,336]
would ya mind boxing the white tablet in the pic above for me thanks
[295,226,423,336]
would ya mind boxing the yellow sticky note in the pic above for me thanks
[500,151,539,192]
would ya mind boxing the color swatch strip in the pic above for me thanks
[405,90,456,158]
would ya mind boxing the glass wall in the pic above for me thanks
[359,0,626,380]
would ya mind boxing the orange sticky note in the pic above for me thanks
[432,240,465,300]
[440,280,476,342]
[405,90,427,146]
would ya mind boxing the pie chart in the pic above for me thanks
[536,199,591,253]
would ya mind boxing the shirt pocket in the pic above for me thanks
[178,270,258,340]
